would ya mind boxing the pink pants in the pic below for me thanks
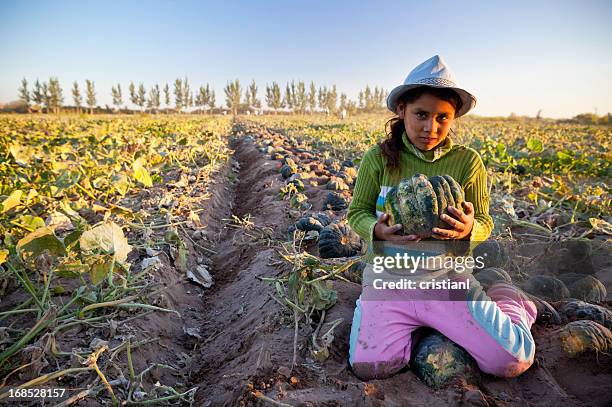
[348,282,537,380]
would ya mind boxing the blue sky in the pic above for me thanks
[1,0,611,118]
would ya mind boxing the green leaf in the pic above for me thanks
[9,144,35,166]
[556,151,573,164]
[526,138,543,153]
[17,227,66,261]
[55,260,87,278]
[2,190,23,213]
[112,174,130,196]
[79,222,132,263]
[132,157,153,187]
[11,215,45,232]
[310,281,337,310]
[89,256,114,285]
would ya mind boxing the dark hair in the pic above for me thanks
[380,86,463,173]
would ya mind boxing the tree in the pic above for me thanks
[224,79,242,115]
[163,84,170,110]
[48,77,63,114]
[295,81,307,114]
[326,85,338,114]
[207,86,216,112]
[308,81,316,113]
[41,82,51,113]
[18,78,30,112]
[182,77,190,111]
[147,84,161,113]
[318,86,327,111]
[137,83,146,111]
[174,78,184,112]
[196,84,214,112]
[72,82,82,114]
[129,82,137,108]
[111,84,123,111]
[86,79,96,114]
[245,79,260,109]
[32,80,44,111]
[284,82,294,110]
[339,93,347,112]
[265,82,282,113]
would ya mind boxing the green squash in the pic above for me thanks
[383,174,464,237]
[567,275,607,303]
[473,240,508,270]
[411,331,479,388]
[521,275,570,301]
[318,223,362,259]
[473,267,512,290]
[559,299,612,329]
[323,192,348,211]
[558,320,612,357]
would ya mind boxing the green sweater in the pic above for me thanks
[347,131,493,246]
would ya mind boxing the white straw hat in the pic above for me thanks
[386,55,477,117]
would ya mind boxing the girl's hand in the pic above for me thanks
[432,201,475,240]
[374,213,421,243]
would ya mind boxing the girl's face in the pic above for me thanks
[397,93,456,151]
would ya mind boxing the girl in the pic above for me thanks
[347,55,537,381]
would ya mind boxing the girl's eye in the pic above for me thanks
[416,112,427,119]
[437,115,448,122]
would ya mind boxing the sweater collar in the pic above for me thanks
[401,131,454,162]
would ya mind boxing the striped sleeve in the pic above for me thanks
[347,147,381,245]
[461,149,494,242]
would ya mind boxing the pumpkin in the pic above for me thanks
[473,267,512,290]
[411,331,479,389]
[558,320,612,357]
[326,176,349,191]
[280,164,297,179]
[323,192,348,211]
[553,240,595,275]
[295,213,331,232]
[521,275,570,301]
[287,178,305,192]
[559,299,612,329]
[566,275,607,303]
[383,174,464,237]
[318,223,362,259]
[472,240,508,270]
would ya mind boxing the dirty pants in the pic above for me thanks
[348,282,537,380]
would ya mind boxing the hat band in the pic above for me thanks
[412,77,456,87]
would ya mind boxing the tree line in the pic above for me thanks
[14,77,387,115]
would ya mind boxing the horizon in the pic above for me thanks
[1,0,611,119]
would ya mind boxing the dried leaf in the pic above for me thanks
[79,222,132,263]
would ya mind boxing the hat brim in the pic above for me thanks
[386,84,477,118]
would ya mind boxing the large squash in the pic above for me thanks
[411,331,479,388]
[383,174,464,237]
[318,222,362,259]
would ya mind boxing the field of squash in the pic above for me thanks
[0,113,611,406]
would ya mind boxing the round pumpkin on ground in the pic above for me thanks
[411,331,479,389]
[323,192,348,211]
[472,240,509,270]
[521,275,570,301]
[473,267,512,290]
[326,176,349,191]
[558,299,612,330]
[318,223,362,259]
[280,164,297,179]
[566,275,607,303]
[558,320,612,357]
